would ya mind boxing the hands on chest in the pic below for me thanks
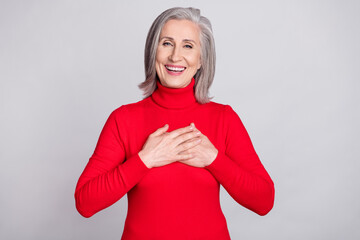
[138,123,218,169]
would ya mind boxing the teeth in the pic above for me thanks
[165,65,185,72]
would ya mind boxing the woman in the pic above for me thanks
[75,7,274,240]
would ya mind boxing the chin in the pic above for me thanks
[161,78,190,88]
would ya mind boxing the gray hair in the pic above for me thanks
[138,7,216,104]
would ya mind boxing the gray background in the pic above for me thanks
[1,0,359,239]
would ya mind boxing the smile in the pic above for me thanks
[165,65,186,72]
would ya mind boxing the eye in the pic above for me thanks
[184,44,193,49]
[162,41,172,46]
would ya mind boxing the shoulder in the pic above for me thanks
[101,97,151,132]
[206,101,245,131]
[110,97,151,117]
[206,101,238,117]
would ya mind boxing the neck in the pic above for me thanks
[151,78,198,109]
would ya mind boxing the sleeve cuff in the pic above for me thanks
[204,151,240,183]
[205,151,234,170]
[205,151,224,171]
[119,153,151,187]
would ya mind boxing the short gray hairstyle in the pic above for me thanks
[138,7,216,104]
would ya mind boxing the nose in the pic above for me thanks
[169,45,181,62]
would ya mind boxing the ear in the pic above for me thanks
[197,60,202,70]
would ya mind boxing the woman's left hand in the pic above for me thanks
[178,123,218,168]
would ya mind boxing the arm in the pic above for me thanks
[205,105,275,216]
[74,107,150,218]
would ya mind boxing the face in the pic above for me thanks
[155,19,202,88]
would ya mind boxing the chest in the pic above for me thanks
[122,106,227,189]
[124,106,227,155]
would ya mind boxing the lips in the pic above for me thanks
[165,65,186,73]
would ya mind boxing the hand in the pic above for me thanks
[139,123,202,168]
[178,123,218,168]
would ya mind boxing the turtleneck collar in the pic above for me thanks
[151,78,198,109]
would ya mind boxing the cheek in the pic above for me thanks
[155,48,162,63]
[155,52,162,72]
[156,47,169,62]
[189,53,201,69]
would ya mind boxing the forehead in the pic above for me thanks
[160,19,200,41]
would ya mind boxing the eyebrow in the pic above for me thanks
[160,36,197,44]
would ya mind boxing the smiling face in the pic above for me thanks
[155,19,202,88]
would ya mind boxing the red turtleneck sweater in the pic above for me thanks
[75,79,274,240]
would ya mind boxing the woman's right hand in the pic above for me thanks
[138,123,202,168]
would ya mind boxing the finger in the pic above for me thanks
[173,130,201,146]
[191,122,201,132]
[167,124,194,139]
[174,152,194,161]
[176,137,201,153]
[152,124,169,136]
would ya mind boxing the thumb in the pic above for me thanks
[152,124,169,136]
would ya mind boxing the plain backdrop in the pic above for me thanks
[1,0,359,239]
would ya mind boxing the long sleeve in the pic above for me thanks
[74,107,150,218]
[205,105,275,216]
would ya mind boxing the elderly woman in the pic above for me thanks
[75,7,274,240]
